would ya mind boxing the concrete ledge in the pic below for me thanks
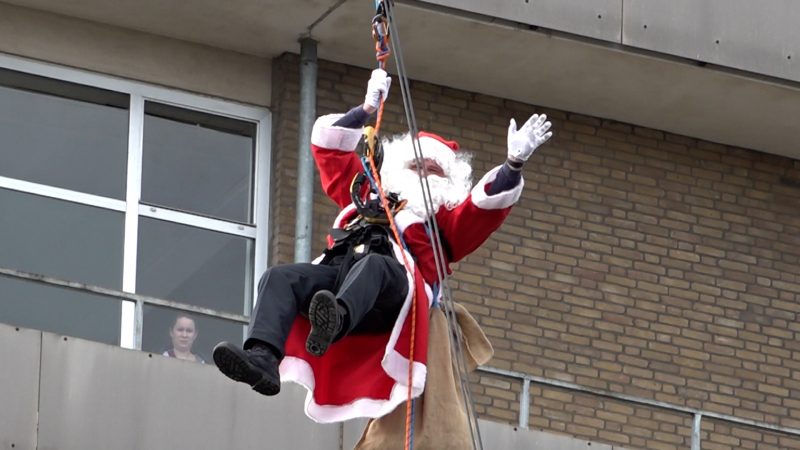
[0,3,271,106]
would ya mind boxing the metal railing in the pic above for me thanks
[477,366,800,450]
[0,267,250,323]
[0,267,250,350]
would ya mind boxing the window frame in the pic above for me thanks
[0,52,272,349]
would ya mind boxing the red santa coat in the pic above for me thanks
[279,114,525,423]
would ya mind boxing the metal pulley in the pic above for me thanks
[360,126,383,170]
[348,126,405,224]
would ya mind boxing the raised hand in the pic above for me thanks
[507,114,553,163]
[363,69,392,113]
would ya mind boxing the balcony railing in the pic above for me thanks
[477,365,800,450]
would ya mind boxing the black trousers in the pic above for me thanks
[245,254,409,358]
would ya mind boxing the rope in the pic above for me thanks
[368,6,416,450]
[381,1,485,448]
[365,2,485,449]
[365,151,417,450]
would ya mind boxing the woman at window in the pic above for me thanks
[163,314,206,364]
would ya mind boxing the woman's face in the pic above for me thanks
[170,317,197,352]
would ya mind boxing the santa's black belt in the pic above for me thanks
[321,223,396,291]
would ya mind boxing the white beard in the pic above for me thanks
[379,133,473,218]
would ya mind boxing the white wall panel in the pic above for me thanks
[479,419,625,450]
[422,0,622,42]
[37,332,339,450]
[623,0,800,82]
[0,323,40,450]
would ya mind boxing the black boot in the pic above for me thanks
[212,341,281,396]
[306,290,346,357]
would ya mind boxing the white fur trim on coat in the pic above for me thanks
[311,114,363,151]
[393,209,426,234]
[470,165,524,210]
[280,355,426,423]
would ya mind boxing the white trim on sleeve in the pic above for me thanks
[311,114,363,151]
[470,165,524,210]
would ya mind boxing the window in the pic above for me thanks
[136,217,253,314]
[0,68,129,199]
[0,56,270,354]
[141,102,255,223]
[0,277,123,345]
[0,189,124,287]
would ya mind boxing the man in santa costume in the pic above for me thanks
[213,69,552,423]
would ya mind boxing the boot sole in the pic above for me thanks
[212,342,280,396]
[306,292,340,357]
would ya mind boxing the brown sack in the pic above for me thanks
[354,303,493,450]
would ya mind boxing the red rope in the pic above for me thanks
[365,144,416,450]
[368,15,416,450]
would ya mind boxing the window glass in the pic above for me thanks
[0,68,129,199]
[141,102,255,223]
[141,304,245,364]
[0,188,124,288]
[136,217,252,314]
[0,276,121,345]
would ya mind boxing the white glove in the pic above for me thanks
[364,69,391,110]
[507,114,553,163]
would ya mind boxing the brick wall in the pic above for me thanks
[270,53,800,449]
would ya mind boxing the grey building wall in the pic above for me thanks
[0,322,627,450]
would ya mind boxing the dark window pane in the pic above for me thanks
[136,217,252,314]
[0,188,124,288]
[141,102,255,223]
[0,275,121,345]
[141,304,245,364]
[0,69,129,199]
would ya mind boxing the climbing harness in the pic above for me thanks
[349,126,405,225]
[352,2,486,449]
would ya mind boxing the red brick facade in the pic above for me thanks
[270,53,800,450]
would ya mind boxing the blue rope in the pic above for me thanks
[408,398,416,450]
[359,156,379,189]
